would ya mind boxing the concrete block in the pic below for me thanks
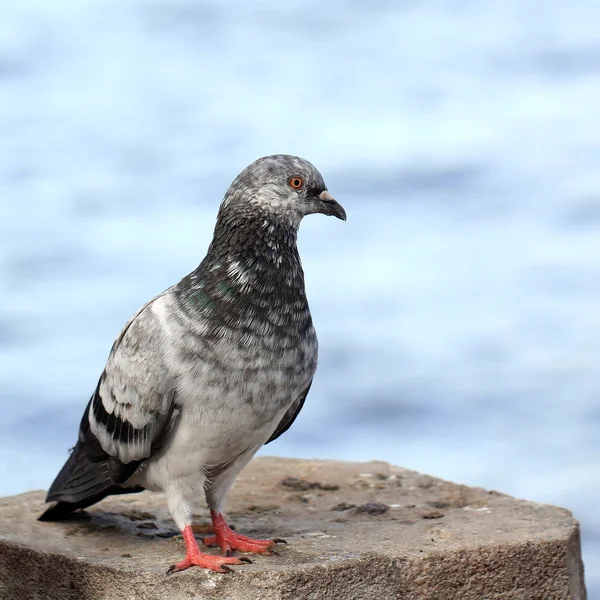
[0,457,586,599]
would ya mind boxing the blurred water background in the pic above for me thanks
[1,0,599,593]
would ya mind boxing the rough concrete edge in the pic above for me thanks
[567,522,587,600]
[0,522,587,600]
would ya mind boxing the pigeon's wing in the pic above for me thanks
[265,381,312,444]
[87,295,179,467]
[40,296,179,518]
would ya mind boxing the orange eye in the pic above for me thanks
[289,176,303,189]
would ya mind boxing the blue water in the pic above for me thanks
[2,0,600,593]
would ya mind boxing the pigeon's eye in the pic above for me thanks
[289,176,303,189]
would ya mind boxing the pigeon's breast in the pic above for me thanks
[180,318,317,412]
[160,293,318,465]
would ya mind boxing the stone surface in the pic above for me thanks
[0,457,586,600]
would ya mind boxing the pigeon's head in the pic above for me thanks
[221,155,346,228]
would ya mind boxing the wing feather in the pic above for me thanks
[266,381,312,445]
[88,296,177,464]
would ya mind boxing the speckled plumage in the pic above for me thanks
[40,155,346,536]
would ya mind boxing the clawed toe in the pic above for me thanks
[207,510,285,557]
[166,526,251,574]
[166,554,245,575]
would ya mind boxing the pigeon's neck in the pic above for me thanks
[205,210,301,273]
[177,211,311,333]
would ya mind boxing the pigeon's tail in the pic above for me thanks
[38,442,141,521]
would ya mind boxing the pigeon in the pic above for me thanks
[39,154,346,573]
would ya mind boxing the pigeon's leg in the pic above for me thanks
[165,476,249,574]
[167,525,251,574]
[203,448,280,555]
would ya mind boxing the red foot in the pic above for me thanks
[167,525,251,574]
[203,510,280,555]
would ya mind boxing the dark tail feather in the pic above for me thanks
[38,443,141,522]
[38,493,107,521]
[38,485,143,521]
[45,442,112,503]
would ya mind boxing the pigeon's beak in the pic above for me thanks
[317,190,347,221]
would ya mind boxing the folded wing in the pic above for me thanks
[40,297,179,520]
